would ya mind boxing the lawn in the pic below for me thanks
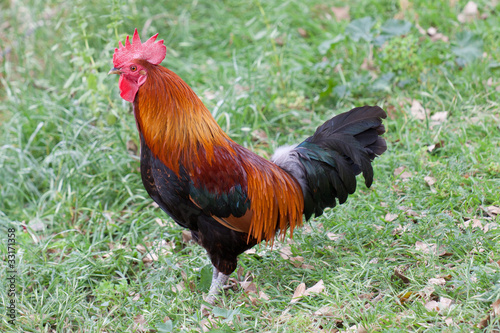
[1,0,499,331]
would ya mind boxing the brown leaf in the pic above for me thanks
[314,305,338,317]
[393,268,410,284]
[393,166,406,176]
[327,232,345,241]
[384,213,398,222]
[259,291,270,300]
[290,282,306,303]
[427,27,449,42]
[126,140,138,155]
[415,241,436,254]
[427,139,445,153]
[331,6,350,21]
[424,297,453,313]
[251,129,268,143]
[297,28,308,38]
[430,111,448,123]
[392,223,408,235]
[398,291,417,303]
[290,256,304,268]
[346,325,368,333]
[393,166,412,180]
[133,314,148,332]
[171,282,185,293]
[410,100,428,120]
[279,246,293,260]
[305,279,325,295]
[136,244,147,254]
[155,218,166,227]
[486,205,500,216]
[240,281,258,294]
[424,176,436,187]
[428,278,446,286]
[28,219,46,232]
[457,1,479,23]
[182,230,193,243]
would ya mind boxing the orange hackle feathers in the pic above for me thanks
[240,151,304,243]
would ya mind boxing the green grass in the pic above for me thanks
[1,0,500,331]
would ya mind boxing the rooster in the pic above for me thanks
[109,29,387,304]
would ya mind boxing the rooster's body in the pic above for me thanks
[110,30,387,303]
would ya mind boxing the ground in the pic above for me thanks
[0,0,499,332]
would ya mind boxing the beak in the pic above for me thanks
[108,67,122,75]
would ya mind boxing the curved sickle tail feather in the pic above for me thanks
[272,105,387,220]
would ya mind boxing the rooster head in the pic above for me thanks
[109,29,166,102]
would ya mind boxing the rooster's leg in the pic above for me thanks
[205,265,229,304]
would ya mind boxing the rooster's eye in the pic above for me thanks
[130,65,137,71]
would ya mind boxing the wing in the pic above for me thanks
[187,144,304,243]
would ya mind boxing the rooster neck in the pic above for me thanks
[133,62,233,174]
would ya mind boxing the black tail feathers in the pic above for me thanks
[272,105,387,220]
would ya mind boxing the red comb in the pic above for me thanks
[113,29,166,67]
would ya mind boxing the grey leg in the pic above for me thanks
[205,265,230,305]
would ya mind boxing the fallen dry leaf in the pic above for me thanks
[279,246,293,260]
[424,297,453,313]
[384,213,398,222]
[398,291,418,304]
[427,139,445,153]
[427,27,449,42]
[259,291,270,301]
[171,282,185,293]
[331,6,350,21]
[415,241,435,254]
[428,278,446,286]
[290,280,326,303]
[410,100,428,120]
[290,256,304,268]
[182,230,193,243]
[305,279,325,295]
[345,325,368,333]
[155,218,166,227]
[133,314,148,332]
[314,305,338,317]
[136,244,147,254]
[415,241,451,256]
[240,281,258,294]
[424,176,437,187]
[486,205,500,216]
[127,140,138,155]
[430,111,448,123]
[393,166,406,176]
[393,166,412,180]
[393,268,411,284]
[445,317,454,326]
[291,283,306,303]
[457,1,479,23]
[297,28,308,38]
[327,232,345,241]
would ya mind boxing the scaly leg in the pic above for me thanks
[205,265,230,305]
